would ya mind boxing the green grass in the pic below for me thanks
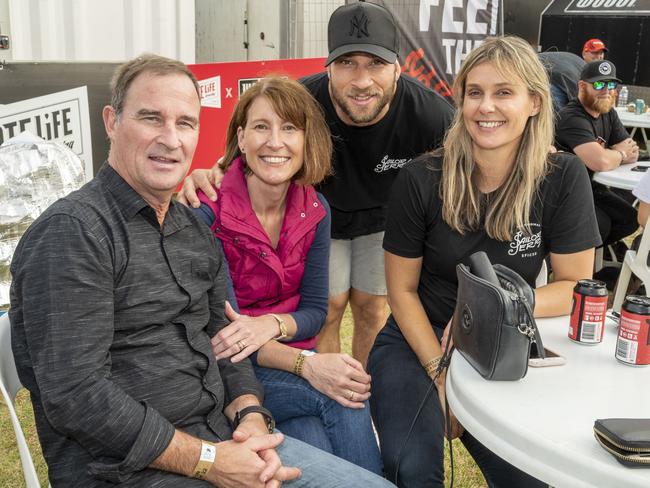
[1,307,485,487]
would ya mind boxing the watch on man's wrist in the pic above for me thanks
[269,313,288,340]
[293,349,316,377]
[233,405,275,434]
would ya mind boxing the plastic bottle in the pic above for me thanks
[618,86,628,108]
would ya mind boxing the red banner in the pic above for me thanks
[188,58,326,173]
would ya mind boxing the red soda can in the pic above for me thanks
[569,279,608,344]
[616,295,650,366]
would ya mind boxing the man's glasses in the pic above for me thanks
[592,80,618,91]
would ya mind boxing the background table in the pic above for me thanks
[616,106,650,153]
[447,315,650,488]
[592,161,649,190]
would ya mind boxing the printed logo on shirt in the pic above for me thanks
[374,155,411,173]
[508,223,542,258]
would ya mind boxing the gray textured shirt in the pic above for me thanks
[10,163,263,487]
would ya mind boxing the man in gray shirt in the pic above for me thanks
[9,54,393,488]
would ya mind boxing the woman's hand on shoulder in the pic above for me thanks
[212,302,279,362]
[176,160,225,207]
[301,353,371,409]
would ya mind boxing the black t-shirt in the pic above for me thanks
[383,152,601,331]
[301,72,453,239]
[555,100,629,159]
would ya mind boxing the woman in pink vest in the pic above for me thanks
[194,77,382,474]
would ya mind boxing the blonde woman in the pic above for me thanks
[368,36,600,487]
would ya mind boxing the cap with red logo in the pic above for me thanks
[583,38,608,54]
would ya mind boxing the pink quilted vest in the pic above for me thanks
[199,157,326,350]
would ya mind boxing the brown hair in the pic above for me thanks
[110,53,200,117]
[439,36,553,241]
[221,76,332,185]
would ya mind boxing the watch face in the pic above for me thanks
[301,350,316,357]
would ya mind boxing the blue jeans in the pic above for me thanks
[280,435,393,487]
[368,317,546,488]
[255,365,383,475]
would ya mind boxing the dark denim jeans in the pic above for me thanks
[254,365,384,475]
[368,317,547,488]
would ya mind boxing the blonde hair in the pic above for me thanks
[440,36,553,241]
[221,76,332,185]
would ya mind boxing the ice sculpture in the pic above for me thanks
[0,132,86,311]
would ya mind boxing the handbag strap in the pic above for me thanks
[518,298,545,359]
[393,332,456,487]
[439,334,456,488]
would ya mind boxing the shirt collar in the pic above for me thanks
[97,162,192,234]
[98,162,150,220]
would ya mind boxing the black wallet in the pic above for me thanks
[594,418,650,468]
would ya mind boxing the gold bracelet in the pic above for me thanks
[192,441,217,479]
[422,356,442,376]
[269,313,288,340]
[293,351,306,376]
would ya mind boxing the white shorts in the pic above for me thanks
[328,232,387,297]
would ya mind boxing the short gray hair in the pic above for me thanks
[110,53,200,116]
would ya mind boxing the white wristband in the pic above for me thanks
[192,441,217,479]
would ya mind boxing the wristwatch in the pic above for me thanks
[293,349,316,377]
[233,405,275,434]
[269,313,288,340]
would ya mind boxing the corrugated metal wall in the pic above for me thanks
[7,0,195,63]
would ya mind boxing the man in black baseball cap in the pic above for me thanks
[305,0,452,371]
[555,59,638,253]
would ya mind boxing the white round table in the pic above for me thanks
[592,161,649,191]
[616,107,650,153]
[447,315,650,488]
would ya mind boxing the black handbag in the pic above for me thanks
[451,251,545,381]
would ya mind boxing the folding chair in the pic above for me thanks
[612,217,650,315]
[0,313,47,488]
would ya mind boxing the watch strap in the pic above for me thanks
[233,405,275,434]
[269,313,288,340]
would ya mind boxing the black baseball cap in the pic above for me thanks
[325,1,399,67]
[580,60,621,83]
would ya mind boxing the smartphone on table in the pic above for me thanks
[529,347,566,368]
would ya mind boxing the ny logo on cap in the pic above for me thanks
[599,62,612,75]
[349,13,369,38]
